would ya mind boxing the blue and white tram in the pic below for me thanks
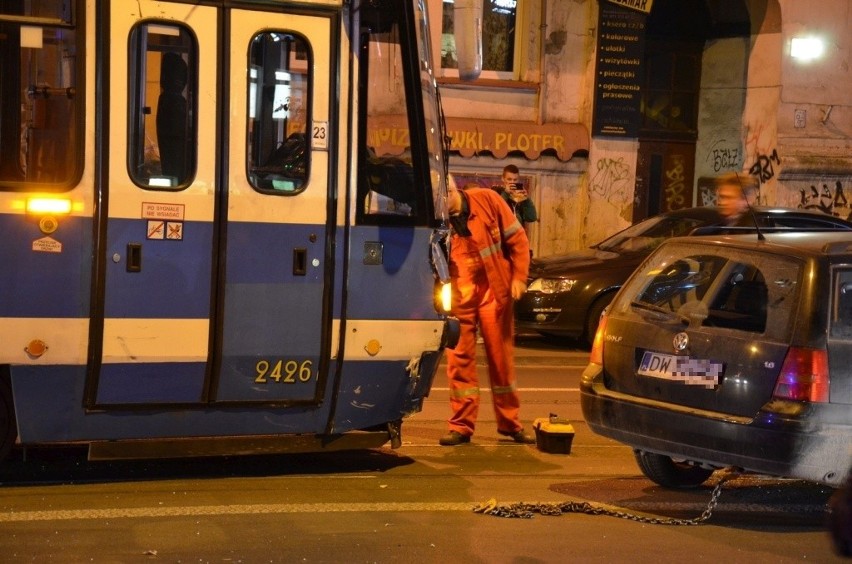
[0,0,459,460]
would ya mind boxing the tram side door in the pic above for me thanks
[216,10,333,403]
[95,3,333,406]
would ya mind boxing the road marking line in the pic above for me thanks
[0,500,823,523]
[0,502,492,522]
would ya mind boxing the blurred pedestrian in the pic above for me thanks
[440,177,535,446]
[715,171,759,226]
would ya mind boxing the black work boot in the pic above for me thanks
[439,431,471,446]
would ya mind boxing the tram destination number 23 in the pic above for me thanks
[254,359,314,384]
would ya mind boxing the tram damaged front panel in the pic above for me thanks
[330,0,453,433]
[94,3,334,406]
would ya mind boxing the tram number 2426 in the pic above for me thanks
[254,359,314,384]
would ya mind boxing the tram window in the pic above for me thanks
[356,14,420,223]
[246,32,311,194]
[0,1,82,190]
[127,23,197,190]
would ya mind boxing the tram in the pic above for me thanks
[0,0,466,461]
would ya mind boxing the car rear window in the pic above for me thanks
[614,242,800,340]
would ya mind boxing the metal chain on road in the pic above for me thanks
[473,470,738,525]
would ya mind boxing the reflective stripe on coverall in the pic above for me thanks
[445,188,530,437]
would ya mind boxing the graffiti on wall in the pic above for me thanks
[742,120,777,204]
[585,153,634,246]
[748,148,781,185]
[663,153,688,211]
[589,156,632,200]
[798,180,850,217]
[709,145,740,173]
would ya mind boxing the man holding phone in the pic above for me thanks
[494,164,538,229]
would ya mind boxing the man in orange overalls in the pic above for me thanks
[439,178,535,446]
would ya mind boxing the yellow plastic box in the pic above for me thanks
[533,416,575,454]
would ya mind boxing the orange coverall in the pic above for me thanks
[446,188,531,437]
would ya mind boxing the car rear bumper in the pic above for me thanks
[579,363,851,486]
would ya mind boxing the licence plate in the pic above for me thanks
[638,351,723,388]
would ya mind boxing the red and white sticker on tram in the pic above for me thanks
[143,203,185,241]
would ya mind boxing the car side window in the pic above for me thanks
[772,216,842,229]
[831,269,852,339]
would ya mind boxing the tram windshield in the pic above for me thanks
[413,0,449,222]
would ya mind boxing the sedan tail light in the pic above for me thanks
[772,347,830,402]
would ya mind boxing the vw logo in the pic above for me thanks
[673,332,689,352]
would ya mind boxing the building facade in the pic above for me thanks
[424,0,852,257]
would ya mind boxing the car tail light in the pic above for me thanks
[589,310,608,365]
[773,347,830,402]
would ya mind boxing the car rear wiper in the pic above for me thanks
[629,300,690,326]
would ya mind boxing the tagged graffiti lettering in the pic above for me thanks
[799,181,850,217]
[748,149,781,183]
[711,147,740,172]
[664,155,687,210]
[590,157,631,199]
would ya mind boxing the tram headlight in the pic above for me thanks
[435,281,453,313]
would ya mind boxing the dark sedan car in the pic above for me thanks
[515,206,852,345]
[580,231,852,488]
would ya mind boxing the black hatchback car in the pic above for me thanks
[580,231,852,488]
[515,207,852,345]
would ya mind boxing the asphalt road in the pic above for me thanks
[0,335,846,563]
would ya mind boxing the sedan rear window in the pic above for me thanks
[595,216,705,254]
